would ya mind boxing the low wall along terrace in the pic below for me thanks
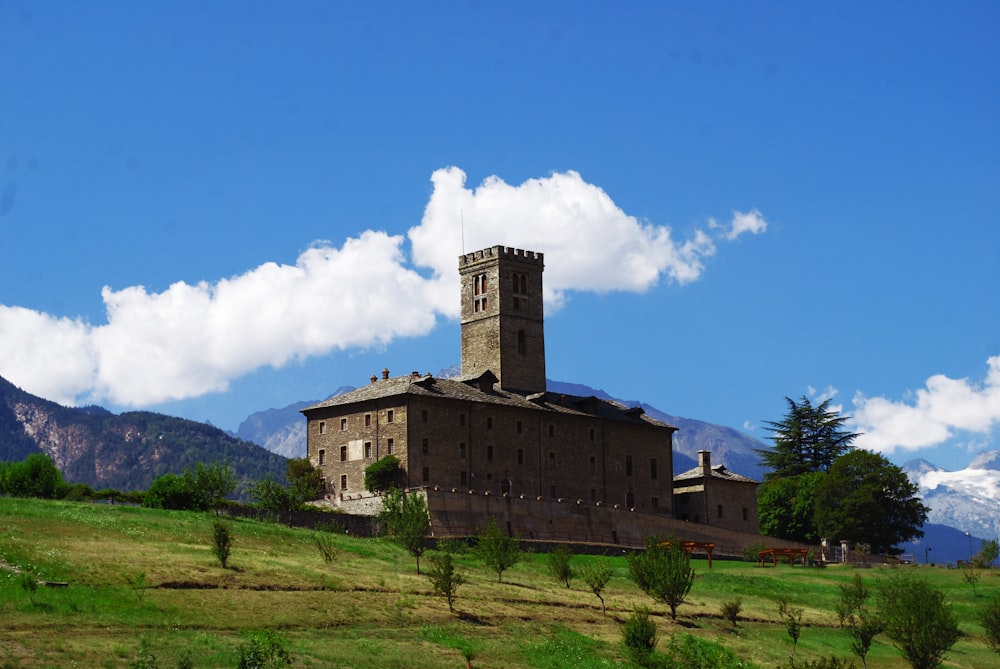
[423,487,806,557]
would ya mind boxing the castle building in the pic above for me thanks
[673,450,760,534]
[302,246,677,515]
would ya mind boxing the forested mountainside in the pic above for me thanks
[0,375,286,492]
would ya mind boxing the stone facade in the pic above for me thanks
[302,244,759,540]
[673,450,760,534]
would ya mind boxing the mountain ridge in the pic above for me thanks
[0,375,287,492]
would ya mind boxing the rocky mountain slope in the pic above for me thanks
[0,375,287,492]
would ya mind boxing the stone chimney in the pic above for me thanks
[382,368,390,380]
[698,450,712,476]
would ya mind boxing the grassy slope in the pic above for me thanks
[0,497,996,669]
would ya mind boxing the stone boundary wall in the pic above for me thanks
[423,487,809,556]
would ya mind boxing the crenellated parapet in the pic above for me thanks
[459,245,544,267]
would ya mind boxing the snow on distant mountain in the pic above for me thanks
[902,450,1000,542]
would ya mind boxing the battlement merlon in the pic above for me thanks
[459,245,545,268]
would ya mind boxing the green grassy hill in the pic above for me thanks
[0,497,996,669]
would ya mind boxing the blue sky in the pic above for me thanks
[1,1,997,472]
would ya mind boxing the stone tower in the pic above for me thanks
[459,246,546,394]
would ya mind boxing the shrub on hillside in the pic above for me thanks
[622,605,659,666]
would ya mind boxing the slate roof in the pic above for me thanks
[302,372,675,430]
[674,463,758,484]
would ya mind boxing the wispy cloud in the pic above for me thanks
[0,167,766,407]
[850,356,1000,454]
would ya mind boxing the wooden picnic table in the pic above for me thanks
[758,547,810,567]
[662,541,716,569]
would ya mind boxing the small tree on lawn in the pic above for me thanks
[627,535,694,620]
[547,544,574,588]
[878,573,962,669]
[364,455,407,493]
[426,552,465,613]
[212,519,234,569]
[983,593,1000,654]
[777,598,803,662]
[474,516,521,583]
[621,605,659,667]
[978,539,999,573]
[580,559,613,615]
[838,573,883,669]
[379,487,431,574]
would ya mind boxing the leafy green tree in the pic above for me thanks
[363,454,407,493]
[757,472,825,544]
[379,488,431,573]
[580,558,613,615]
[814,450,928,554]
[621,605,659,666]
[143,472,203,511]
[212,519,234,569]
[0,453,65,499]
[249,478,301,524]
[777,598,804,661]
[977,538,999,572]
[877,573,962,669]
[547,544,575,587]
[627,535,694,620]
[425,552,465,612]
[838,574,883,669]
[757,396,859,479]
[286,457,325,500]
[236,630,292,668]
[192,461,237,514]
[983,593,1000,654]
[474,516,521,583]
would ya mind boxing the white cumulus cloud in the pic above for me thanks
[0,167,766,407]
[850,356,1000,455]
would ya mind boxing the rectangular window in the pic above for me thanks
[459,413,466,427]
[387,438,394,455]
[422,438,429,455]
[626,455,633,477]
[517,448,524,465]
[364,413,371,427]
[319,421,326,435]
[651,496,659,509]
[742,507,749,522]
[422,466,429,483]
[717,504,724,519]
[318,449,326,465]
[549,452,556,469]
[486,416,493,430]
[650,458,658,480]
[487,445,494,462]
[516,420,523,434]
[550,485,557,498]
[589,456,596,473]
[340,446,347,462]
[340,474,347,490]
[548,424,555,438]
[364,442,372,458]
[589,428,596,442]
[459,442,466,460]
[591,489,597,502]
[387,409,394,423]
[422,410,428,423]
[460,471,467,486]
[340,418,347,431]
